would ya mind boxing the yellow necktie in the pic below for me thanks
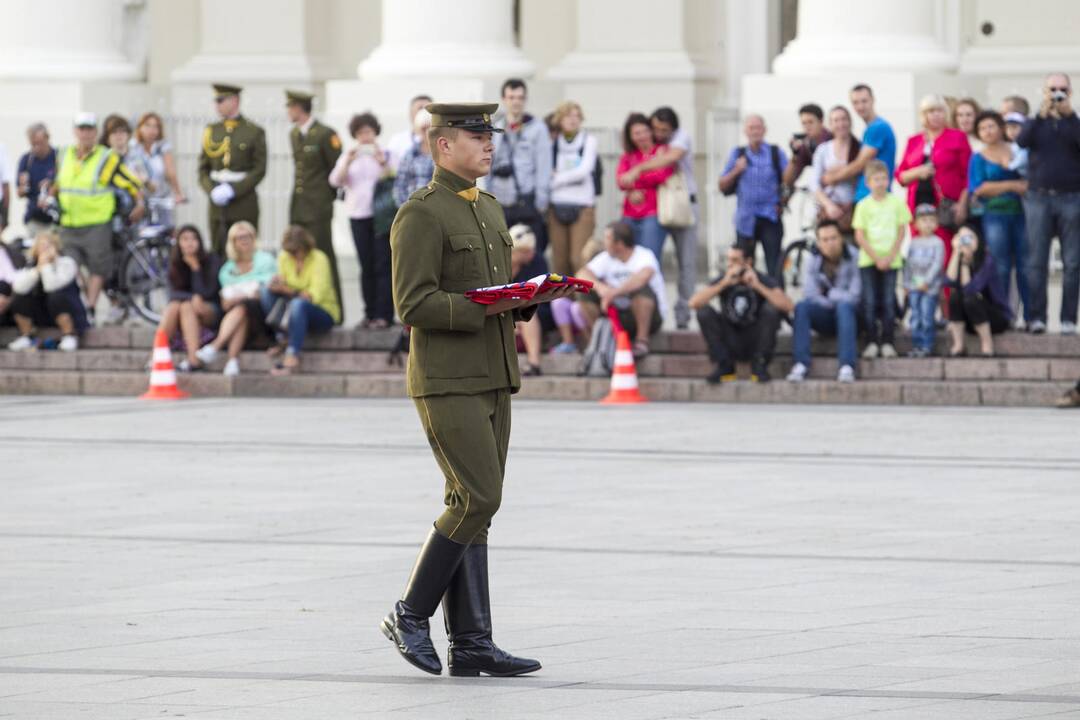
[456,187,479,202]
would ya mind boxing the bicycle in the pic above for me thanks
[106,198,175,325]
[779,186,820,305]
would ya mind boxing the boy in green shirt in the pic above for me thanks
[851,160,911,358]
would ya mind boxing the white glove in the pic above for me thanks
[210,183,235,206]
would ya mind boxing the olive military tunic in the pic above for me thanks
[390,165,535,544]
[289,120,343,309]
[198,115,267,255]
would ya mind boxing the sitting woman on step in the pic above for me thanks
[945,224,1012,358]
[195,221,277,377]
[158,224,222,371]
[6,230,89,352]
[261,225,341,376]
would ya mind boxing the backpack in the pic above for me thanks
[580,317,617,377]
[552,134,603,197]
[721,144,781,197]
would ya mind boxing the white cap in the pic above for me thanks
[1004,111,1027,124]
[74,111,97,128]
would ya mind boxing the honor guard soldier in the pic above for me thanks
[286,89,344,312]
[381,103,574,677]
[198,83,266,256]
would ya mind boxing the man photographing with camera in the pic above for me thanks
[1017,72,1080,335]
[689,241,792,384]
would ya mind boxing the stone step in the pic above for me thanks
[4,348,1079,383]
[2,325,1078,358]
[0,369,1071,407]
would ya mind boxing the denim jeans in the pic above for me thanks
[1024,190,1080,324]
[623,214,667,264]
[793,299,858,369]
[260,288,334,355]
[908,290,938,351]
[982,212,1031,322]
[859,267,897,344]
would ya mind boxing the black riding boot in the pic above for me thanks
[442,543,542,677]
[381,527,469,675]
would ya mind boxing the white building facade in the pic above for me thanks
[1,0,1076,267]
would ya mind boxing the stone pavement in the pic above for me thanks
[1,396,1079,720]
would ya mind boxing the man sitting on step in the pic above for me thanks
[689,240,792,384]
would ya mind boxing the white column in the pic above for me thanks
[547,0,697,83]
[358,0,533,79]
[171,0,332,84]
[0,0,140,80]
[772,0,959,75]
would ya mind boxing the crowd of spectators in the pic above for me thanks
[0,73,1078,402]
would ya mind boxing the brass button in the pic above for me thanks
[489,244,494,250]
[481,221,486,228]
[493,265,498,272]
[472,202,477,208]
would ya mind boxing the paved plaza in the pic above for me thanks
[1,396,1079,719]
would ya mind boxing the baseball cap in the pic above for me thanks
[74,112,97,128]
[914,203,937,217]
[1004,111,1027,124]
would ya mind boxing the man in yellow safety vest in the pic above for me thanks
[51,112,144,322]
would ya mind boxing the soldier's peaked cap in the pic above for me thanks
[212,83,243,99]
[285,89,314,105]
[426,103,502,133]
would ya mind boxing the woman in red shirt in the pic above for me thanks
[896,94,973,266]
[616,113,674,262]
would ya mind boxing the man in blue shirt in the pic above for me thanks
[15,123,58,236]
[719,114,789,278]
[822,84,896,202]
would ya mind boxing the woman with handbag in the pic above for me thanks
[809,106,861,238]
[193,221,276,376]
[158,225,222,372]
[896,95,973,272]
[261,226,341,376]
[330,112,395,329]
[616,113,674,263]
[548,101,598,276]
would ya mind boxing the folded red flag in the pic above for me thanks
[465,273,593,305]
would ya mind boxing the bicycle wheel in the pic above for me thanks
[122,240,172,324]
[781,239,809,302]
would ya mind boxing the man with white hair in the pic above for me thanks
[718,114,788,278]
[1018,72,1080,335]
[393,109,435,206]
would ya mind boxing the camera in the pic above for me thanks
[959,235,974,248]
[491,163,515,179]
[1052,89,1068,103]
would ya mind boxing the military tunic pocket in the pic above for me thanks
[447,233,482,284]
[424,329,490,379]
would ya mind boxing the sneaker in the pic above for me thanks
[879,343,898,358]
[861,343,879,359]
[1029,320,1047,334]
[223,358,240,377]
[706,364,737,385]
[58,335,79,352]
[786,362,808,383]
[6,335,36,351]
[1061,321,1077,336]
[750,360,771,383]
[196,344,219,365]
[103,305,127,326]
[837,365,856,383]
[551,342,577,354]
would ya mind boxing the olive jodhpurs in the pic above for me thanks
[414,388,511,545]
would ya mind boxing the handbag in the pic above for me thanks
[552,203,583,225]
[264,295,290,333]
[372,176,398,236]
[936,196,958,231]
[658,171,693,228]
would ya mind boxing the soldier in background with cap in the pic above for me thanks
[380,102,572,677]
[198,83,266,256]
[286,89,344,313]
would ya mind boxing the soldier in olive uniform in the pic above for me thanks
[198,83,267,256]
[381,103,573,677]
[286,89,344,313]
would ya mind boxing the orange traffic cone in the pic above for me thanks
[601,330,647,404]
[141,330,189,400]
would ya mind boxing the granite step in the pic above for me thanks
[0,369,1071,407]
